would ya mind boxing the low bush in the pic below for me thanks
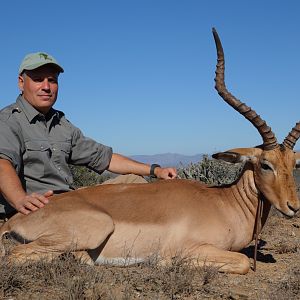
[177,155,243,185]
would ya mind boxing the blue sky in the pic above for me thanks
[1,1,299,155]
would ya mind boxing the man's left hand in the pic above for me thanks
[155,167,177,179]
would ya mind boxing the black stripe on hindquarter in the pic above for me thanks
[5,231,32,244]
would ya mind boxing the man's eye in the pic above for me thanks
[31,77,57,83]
[32,77,44,82]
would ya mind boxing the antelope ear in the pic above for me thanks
[212,148,262,164]
[295,152,300,169]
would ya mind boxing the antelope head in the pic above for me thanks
[212,28,300,217]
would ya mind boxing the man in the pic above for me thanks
[0,52,177,217]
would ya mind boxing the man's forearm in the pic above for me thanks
[0,159,26,208]
[0,159,52,215]
[107,153,177,179]
[108,153,151,176]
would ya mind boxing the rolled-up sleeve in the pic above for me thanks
[0,121,22,172]
[70,126,113,174]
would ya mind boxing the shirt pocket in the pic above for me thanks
[51,141,73,181]
[52,142,72,164]
[24,140,51,176]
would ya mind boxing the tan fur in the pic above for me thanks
[0,146,299,274]
[295,152,300,168]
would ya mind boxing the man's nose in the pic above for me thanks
[41,78,50,90]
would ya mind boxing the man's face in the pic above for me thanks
[18,64,59,114]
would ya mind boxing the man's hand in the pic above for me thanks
[0,159,53,215]
[155,167,177,179]
[14,190,53,215]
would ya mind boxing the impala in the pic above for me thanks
[0,28,299,274]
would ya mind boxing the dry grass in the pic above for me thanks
[0,253,220,299]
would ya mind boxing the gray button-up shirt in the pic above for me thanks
[0,95,113,214]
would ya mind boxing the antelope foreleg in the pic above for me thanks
[189,245,250,274]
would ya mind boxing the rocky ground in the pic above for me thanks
[204,210,300,299]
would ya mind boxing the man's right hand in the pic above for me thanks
[14,190,53,215]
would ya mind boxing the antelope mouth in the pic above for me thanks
[275,202,298,218]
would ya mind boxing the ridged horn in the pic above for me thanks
[283,122,300,149]
[212,28,278,150]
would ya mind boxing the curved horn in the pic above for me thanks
[212,28,278,150]
[283,122,300,149]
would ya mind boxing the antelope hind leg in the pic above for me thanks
[8,246,95,265]
[3,210,114,264]
[7,238,68,264]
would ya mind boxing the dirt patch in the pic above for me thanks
[208,210,300,299]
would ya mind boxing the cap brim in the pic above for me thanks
[19,62,64,74]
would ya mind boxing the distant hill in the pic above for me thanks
[130,153,204,167]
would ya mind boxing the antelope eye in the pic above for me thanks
[261,163,272,171]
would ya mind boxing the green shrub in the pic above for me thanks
[177,155,243,185]
[69,165,112,189]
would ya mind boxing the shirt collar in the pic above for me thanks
[16,95,61,123]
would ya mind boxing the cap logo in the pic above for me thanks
[39,53,53,61]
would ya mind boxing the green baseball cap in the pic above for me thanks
[19,52,64,74]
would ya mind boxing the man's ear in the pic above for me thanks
[295,152,300,169]
[212,148,262,164]
[18,75,24,92]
